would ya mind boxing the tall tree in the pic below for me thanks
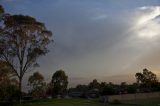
[135,68,158,91]
[51,70,68,96]
[0,14,52,100]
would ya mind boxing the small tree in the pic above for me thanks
[0,14,52,101]
[76,84,88,92]
[126,84,137,94]
[102,85,115,95]
[88,79,100,90]
[0,61,19,101]
[51,70,68,96]
[120,82,127,93]
[28,72,46,98]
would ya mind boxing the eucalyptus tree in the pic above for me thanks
[0,14,52,100]
[135,68,158,91]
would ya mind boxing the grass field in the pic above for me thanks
[14,98,106,106]
[122,97,160,106]
[13,97,160,106]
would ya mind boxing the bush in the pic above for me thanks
[0,84,20,101]
[110,99,121,105]
[0,101,13,106]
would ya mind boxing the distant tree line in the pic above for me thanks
[26,68,160,99]
[69,68,160,98]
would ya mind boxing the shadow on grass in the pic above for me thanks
[0,101,14,106]
[108,99,144,106]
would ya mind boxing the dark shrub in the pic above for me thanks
[0,101,13,106]
[110,99,121,105]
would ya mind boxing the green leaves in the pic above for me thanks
[28,72,46,98]
[0,14,52,78]
[4,15,43,27]
[51,70,68,96]
[0,60,19,101]
[135,68,158,91]
[135,68,158,84]
[0,5,4,14]
[28,72,44,88]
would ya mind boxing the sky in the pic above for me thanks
[1,0,160,89]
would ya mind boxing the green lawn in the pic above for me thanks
[14,98,106,106]
[122,97,160,106]
[13,97,160,106]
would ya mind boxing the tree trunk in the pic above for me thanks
[19,77,22,103]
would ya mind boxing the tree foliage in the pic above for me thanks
[0,61,19,101]
[88,79,100,89]
[28,72,45,88]
[51,70,68,96]
[102,85,116,95]
[0,14,52,98]
[0,61,12,79]
[28,72,46,98]
[76,84,88,92]
[0,5,4,14]
[0,61,18,86]
[135,68,158,91]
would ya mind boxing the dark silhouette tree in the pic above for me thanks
[88,79,100,89]
[76,84,88,92]
[28,72,45,88]
[99,82,107,93]
[28,72,46,98]
[0,14,52,101]
[0,5,4,14]
[51,70,68,96]
[135,68,158,91]
[102,85,115,95]
[126,84,137,94]
[120,82,128,93]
